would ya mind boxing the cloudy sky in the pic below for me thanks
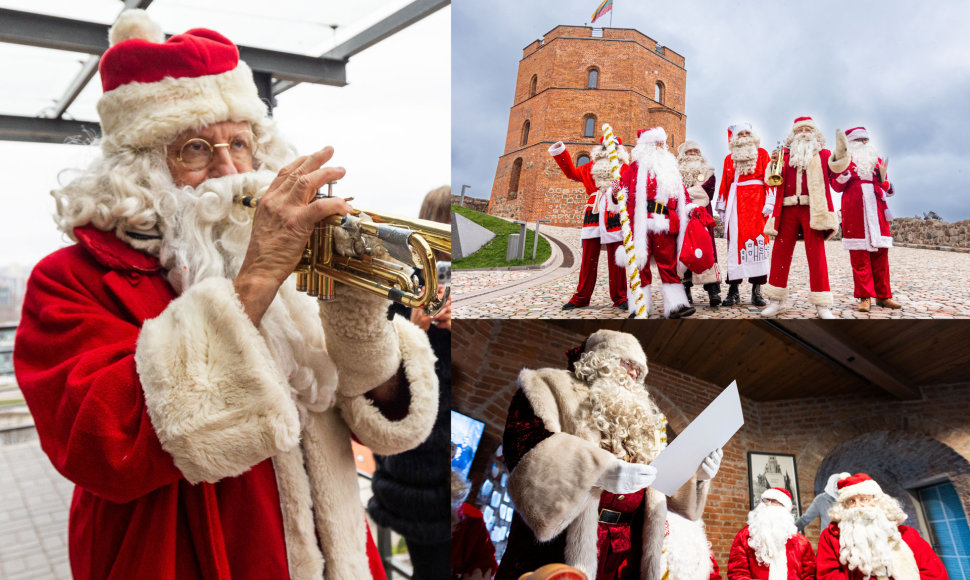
[452,0,970,222]
[0,1,449,268]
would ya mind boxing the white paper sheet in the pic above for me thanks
[649,381,744,496]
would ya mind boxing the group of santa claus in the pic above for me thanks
[549,116,900,319]
[730,474,948,580]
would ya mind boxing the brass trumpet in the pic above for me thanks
[766,142,785,187]
[239,183,451,316]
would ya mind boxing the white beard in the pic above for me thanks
[788,133,822,172]
[730,136,760,176]
[591,144,630,190]
[677,155,711,188]
[631,145,684,206]
[575,352,666,464]
[849,141,879,178]
[157,170,337,418]
[837,507,903,578]
[747,504,797,573]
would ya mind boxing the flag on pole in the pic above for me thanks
[591,0,613,23]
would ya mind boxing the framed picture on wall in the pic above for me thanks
[747,451,802,519]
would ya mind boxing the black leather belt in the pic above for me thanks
[598,509,634,524]
[647,200,668,215]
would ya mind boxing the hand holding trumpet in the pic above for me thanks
[233,146,350,325]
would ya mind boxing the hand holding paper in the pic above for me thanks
[695,448,723,481]
[596,459,657,494]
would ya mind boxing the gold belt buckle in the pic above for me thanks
[655,201,665,214]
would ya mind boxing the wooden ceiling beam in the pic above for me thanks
[763,321,921,400]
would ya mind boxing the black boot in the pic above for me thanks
[722,282,740,306]
[707,285,722,308]
[751,284,767,307]
[683,280,694,305]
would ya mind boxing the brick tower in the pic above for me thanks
[487,26,687,226]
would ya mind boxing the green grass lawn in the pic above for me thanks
[452,206,552,270]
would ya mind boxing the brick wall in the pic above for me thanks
[488,25,687,226]
[452,320,970,570]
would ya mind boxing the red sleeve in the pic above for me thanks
[718,155,733,204]
[452,504,497,579]
[797,536,816,580]
[816,527,849,580]
[755,148,771,180]
[703,173,717,201]
[502,389,553,473]
[553,150,584,183]
[727,528,753,580]
[902,526,949,580]
[14,249,182,503]
[710,554,722,580]
[668,191,681,235]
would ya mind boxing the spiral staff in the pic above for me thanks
[602,123,647,319]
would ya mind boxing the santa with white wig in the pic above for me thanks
[829,126,901,312]
[728,488,815,580]
[817,473,948,580]
[611,127,695,318]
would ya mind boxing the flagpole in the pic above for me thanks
[610,2,613,28]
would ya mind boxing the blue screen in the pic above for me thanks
[451,410,485,479]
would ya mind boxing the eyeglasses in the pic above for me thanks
[761,498,783,507]
[174,130,257,171]
[844,495,874,508]
[619,359,640,380]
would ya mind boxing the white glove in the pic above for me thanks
[762,187,776,218]
[695,448,723,481]
[596,459,657,494]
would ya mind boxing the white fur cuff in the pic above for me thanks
[136,278,301,484]
[549,142,566,156]
[319,296,399,397]
[762,284,788,301]
[808,291,834,307]
[764,216,777,237]
[336,316,438,455]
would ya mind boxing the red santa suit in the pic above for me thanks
[817,523,948,580]
[15,227,438,580]
[727,526,816,580]
[613,128,693,317]
[763,118,849,307]
[718,147,772,283]
[829,127,895,300]
[550,141,629,307]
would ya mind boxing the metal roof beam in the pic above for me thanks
[0,8,346,86]
[273,0,449,95]
[0,114,101,144]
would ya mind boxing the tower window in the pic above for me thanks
[583,115,596,138]
[587,68,599,89]
[529,75,537,97]
[508,158,523,199]
[655,81,665,104]
[520,120,530,147]
[577,154,591,167]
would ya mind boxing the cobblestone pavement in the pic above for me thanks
[0,440,72,580]
[454,226,970,319]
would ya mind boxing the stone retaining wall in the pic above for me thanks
[451,195,489,213]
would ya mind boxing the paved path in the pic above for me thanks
[454,225,970,319]
[0,440,72,580]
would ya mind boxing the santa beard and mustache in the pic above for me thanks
[788,132,824,172]
[835,506,905,578]
[573,351,666,464]
[590,144,630,190]
[849,140,880,178]
[746,503,797,575]
[630,143,685,205]
[677,154,712,188]
[729,135,760,176]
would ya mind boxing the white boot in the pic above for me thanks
[760,299,787,317]
[816,306,836,319]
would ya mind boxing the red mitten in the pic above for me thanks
[668,206,680,235]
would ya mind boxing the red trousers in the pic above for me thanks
[767,205,830,293]
[637,232,681,286]
[569,239,626,306]
[850,248,892,299]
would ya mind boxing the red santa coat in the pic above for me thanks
[552,148,625,243]
[717,149,772,280]
[830,160,894,251]
[615,159,689,273]
[765,149,842,240]
[817,523,948,580]
[14,226,438,580]
[727,526,815,580]
[452,503,498,580]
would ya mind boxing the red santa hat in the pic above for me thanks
[97,9,268,149]
[637,126,668,145]
[792,116,819,132]
[727,122,752,143]
[845,126,870,142]
[836,472,884,502]
[761,487,793,511]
